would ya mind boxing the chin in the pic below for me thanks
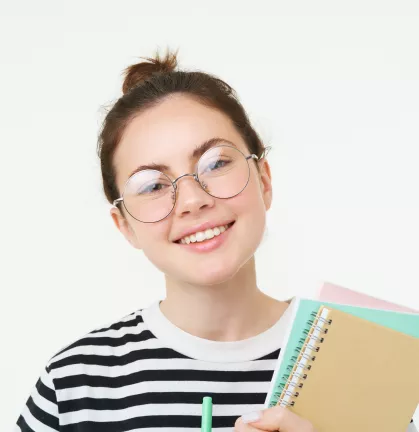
[183,257,246,287]
[154,225,262,286]
[195,272,235,287]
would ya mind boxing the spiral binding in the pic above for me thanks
[274,307,332,408]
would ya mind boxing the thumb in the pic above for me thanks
[240,405,315,431]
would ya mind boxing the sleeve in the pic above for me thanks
[15,367,60,431]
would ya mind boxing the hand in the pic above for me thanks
[234,405,316,432]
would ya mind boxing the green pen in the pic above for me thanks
[201,396,213,432]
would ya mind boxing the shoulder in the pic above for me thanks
[45,308,158,374]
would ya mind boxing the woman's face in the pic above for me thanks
[111,95,272,286]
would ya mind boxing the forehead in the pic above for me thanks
[113,95,247,184]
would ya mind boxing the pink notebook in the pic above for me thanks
[317,281,417,313]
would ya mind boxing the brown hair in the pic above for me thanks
[97,49,266,213]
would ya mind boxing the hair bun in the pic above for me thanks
[122,49,178,94]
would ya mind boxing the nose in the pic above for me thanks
[173,174,215,217]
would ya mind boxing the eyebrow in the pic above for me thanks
[127,137,237,179]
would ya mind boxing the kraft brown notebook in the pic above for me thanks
[278,306,419,432]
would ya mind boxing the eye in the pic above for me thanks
[137,182,170,195]
[204,158,231,172]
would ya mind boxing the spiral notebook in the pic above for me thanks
[265,298,419,432]
[315,282,418,429]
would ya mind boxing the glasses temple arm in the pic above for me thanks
[247,146,272,161]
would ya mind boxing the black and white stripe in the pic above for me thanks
[15,305,418,432]
[16,309,280,431]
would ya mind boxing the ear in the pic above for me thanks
[110,207,142,250]
[258,159,273,211]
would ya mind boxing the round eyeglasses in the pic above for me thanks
[113,143,271,223]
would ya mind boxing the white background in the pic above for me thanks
[1,0,419,429]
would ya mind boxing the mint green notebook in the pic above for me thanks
[265,297,419,408]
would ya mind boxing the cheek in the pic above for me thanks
[230,175,267,248]
[134,222,173,271]
[229,173,266,215]
[133,220,171,248]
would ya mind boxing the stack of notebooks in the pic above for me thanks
[265,282,419,432]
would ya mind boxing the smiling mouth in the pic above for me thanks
[175,222,235,245]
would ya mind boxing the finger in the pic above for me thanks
[240,406,315,431]
[234,416,265,432]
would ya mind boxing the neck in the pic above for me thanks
[160,257,288,341]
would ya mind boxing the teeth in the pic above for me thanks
[205,229,214,239]
[179,224,231,244]
[196,232,206,242]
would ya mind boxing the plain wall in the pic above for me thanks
[2,0,419,429]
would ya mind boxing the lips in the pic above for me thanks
[176,222,235,244]
[172,220,236,243]
[175,221,235,253]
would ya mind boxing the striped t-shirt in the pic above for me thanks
[16,301,417,432]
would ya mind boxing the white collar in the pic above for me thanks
[141,300,291,363]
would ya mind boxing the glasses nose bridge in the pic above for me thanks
[172,172,199,190]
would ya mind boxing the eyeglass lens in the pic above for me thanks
[122,144,251,222]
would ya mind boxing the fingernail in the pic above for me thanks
[241,411,262,424]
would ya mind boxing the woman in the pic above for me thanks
[16,51,414,432]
